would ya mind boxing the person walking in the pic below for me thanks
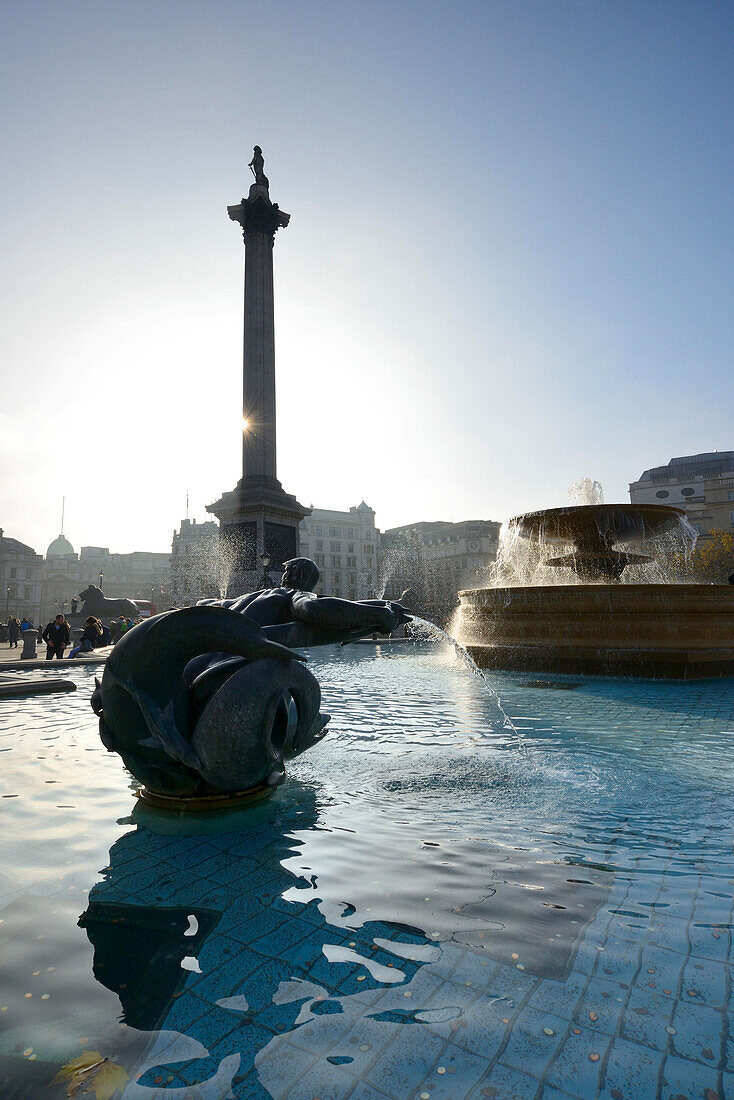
[42,614,71,660]
[8,617,20,648]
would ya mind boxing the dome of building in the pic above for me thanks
[46,533,76,558]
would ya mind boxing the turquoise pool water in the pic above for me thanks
[1,644,733,1099]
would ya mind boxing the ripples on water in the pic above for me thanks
[0,647,732,1097]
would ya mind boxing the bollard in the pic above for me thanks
[20,631,38,660]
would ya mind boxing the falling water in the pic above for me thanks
[488,477,699,589]
[408,615,527,753]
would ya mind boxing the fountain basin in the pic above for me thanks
[511,503,687,581]
[458,584,734,679]
[515,503,684,546]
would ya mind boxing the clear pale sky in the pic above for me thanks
[1,1,732,555]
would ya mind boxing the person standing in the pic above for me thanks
[42,614,71,660]
[8,617,20,648]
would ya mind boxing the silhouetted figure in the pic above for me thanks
[42,614,71,660]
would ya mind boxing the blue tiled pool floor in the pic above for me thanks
[0,646,733,1099]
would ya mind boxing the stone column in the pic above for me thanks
[207,155,309,595]
[228,183,290,487]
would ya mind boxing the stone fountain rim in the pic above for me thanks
[508,502,686,528]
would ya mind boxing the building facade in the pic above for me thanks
[170,518,221,606]
[299,503,380,599]
[1,529,43,625]
[629,452,734,537]
[381,519,500,625]
[41,534,171,624]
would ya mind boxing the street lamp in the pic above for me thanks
[5,584,11,619]
[99,571,104,590]
[259,552,272,589]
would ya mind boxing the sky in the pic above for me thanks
[1,0,732,555]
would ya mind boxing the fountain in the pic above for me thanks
[457,498,734,679]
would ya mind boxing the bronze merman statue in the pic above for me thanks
[92,558,411,806]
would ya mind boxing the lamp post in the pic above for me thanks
[99,571,104,591]
[259,552,272,589]
[5,584,10,619]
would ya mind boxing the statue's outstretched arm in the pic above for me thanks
[291,593,409,635]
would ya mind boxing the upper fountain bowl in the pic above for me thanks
[512,503,685,549]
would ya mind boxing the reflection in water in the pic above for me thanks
[79,787,441,1096]
[79,902,220,1031]
[1,648,733,1097]
[77,777,610,1098]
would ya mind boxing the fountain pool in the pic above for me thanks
[458,503,734,679]
[1,645,733,1098]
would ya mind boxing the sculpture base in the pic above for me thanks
[458,584,734,681]
[137,784,274,812]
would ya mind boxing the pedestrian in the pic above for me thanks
[42,614,71,660]
[19,617,31,632]
[8,617,20,648]
[100,621,112,646]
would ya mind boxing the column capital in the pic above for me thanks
[228,189,290,241]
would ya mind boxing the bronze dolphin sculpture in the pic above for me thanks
[92,606,327,798]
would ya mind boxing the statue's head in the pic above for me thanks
[282,557,319,592]
[253,145,262,155]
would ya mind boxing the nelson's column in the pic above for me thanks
[207,147,310,591]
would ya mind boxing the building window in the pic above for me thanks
[330,555,340,567]
[730,510,734,527]
[25,569,33,579]
[346,556,356,568]
[348,543,355,554]
[316,540,323,551]
[9,568,16,578]
[329,527,341,537]
[727,491,734,501]
[680,487,695,497]
[24,587,31,600]
[364,545,373,557]
[655,490,669,498]
[330,541,341,552]
[315,554,325,566]
[315,525,323,535]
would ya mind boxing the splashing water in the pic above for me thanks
[408,615,527,754]
[568,477,604,505]
[487,500,699,589]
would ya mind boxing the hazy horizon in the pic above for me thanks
[1,1,732,556]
